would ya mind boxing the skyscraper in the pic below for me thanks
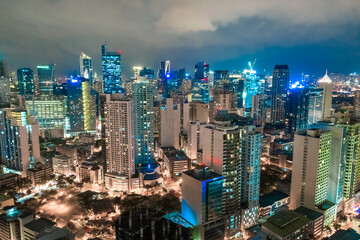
[132,76,154,166]
[104,94,135,190]
[102,44,122,94]
[80,52,93,85]
[67,77,96,136]
[17,68,34,95]
[285,85,309,135]
[308,87,324,125]
[270,65,290,125]
[354,89,360,120]
[192,62,210,103]
[37,64,55,95]
[0,109,40,177]
[160,98,180,149]
[318,70,333,120]
[290,129,336,226]
[201,111,241,237]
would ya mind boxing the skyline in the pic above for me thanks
[1,0,360,77]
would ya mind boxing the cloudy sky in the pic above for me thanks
[1,0,359,78]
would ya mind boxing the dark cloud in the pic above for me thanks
[0,0,359,77]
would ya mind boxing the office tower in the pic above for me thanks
[158,60,170,80]
[0,110,40,177]
[308,88,324,125]
[103,94,135,190]
[210,84,236,122]
[177,67,186,88]
[181,167,225,239]
[192,62,210,103]
[25,96,66,137]
[214,70,229,85]
[0,76,10,103]
[228,73,245,108]
[139,67,155,79]
[79,52,93,85]
[17,68,34,95]
[132,66,143,79]
[0,59,9,78]
[67,77,96,136]
[285,86,309,134]
[160,98,180,149]
[290,129,335,226]
[37,64,55,95]
[184,101,209,124]
[354,89,360,119]
[318,70,333,120]
[270,65,290,125]
[251,94,267,126]
[101,44,122,94]
[132,76,154,166]
[243,71,261,112]
[201,111,242,236]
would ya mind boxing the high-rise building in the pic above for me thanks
[214,70,229,85]
[104,94,135,190]
[201,111,241,237]
[251,94,267,127]
[160,98,180,149]
[80,52,93,85]
[290,129,336,226]
[0,110,40,177]
[67,77,96,136]
[158,60,170,80]
[353,89,360,120]
[0,59,9,78]
[318,70,333,120]
[192,62,210,103]
[270,65,290,125]
[101,44,122,94]
[181,167,225,239]
[132,76,154,166]
[25,96,66,137]
[17,68,34,95]
[37,64,55,95]
[285,86,309,135]
[239,125,262,230]
[308,87,324,125]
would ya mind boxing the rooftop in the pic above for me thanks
[162,147,189,162]
[183,166,222,182]
[330,228,360,240]
[23,218,55,233]
[262,210,311,238]
[0,194,12,202]
[259,191,289,208]
[294,206,323,221]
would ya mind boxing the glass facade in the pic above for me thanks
[37,64,55,95]
[17,68,34,95]
[102,44,122,94]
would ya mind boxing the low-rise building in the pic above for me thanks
[0,173,20,189]
[26,163,53,186]
[259,191,289,217]
[52,155,73,176]
[0,207,34,240]
[76,160,103,185]
[0,195,14,209]
[330,228,360,240]
[261,208,323,240]
[23,217,74,240]
[160,147,190,177]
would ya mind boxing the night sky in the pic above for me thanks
[1,0,360,78]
